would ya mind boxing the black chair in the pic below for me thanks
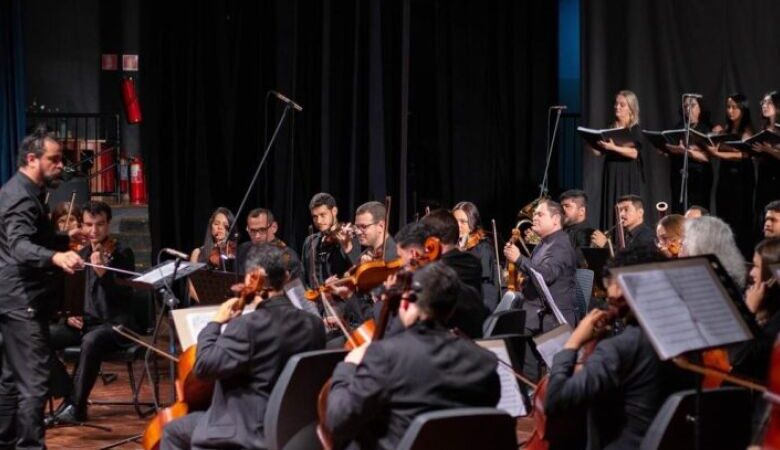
[640,387,752,450]
[396,407,517,450]
[574,268,594,321]
[264,348,348,450]
[483,309,526,337]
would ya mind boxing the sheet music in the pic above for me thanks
[615,258,752,360]
[284,278,320,317]
[171,305,256,349]
[528,267,568,325]
[133,261,203,285]
[477,339,527,417]
[533,324,573,368]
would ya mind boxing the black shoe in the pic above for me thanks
[45,403,86,427]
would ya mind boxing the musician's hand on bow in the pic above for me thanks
[214,297,242,324]
[565,309,608,350]
[345,342,370,365]
[67,315,84,330]
[503,243,521,264]
[591,230,608,248]
[67,227,87,243]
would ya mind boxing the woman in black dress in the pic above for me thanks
[452,201,499,311]
[705,93,755,256]
[754,91,780,234]
[665,96,713,212]
[596,90,644,227]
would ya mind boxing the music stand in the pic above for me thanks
[188,269,237,306]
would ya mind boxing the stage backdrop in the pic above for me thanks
[582,0,780,228]
[140,0,558,255]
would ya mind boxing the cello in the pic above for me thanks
[128,269,266,450]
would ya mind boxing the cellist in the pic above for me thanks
[161,244,325,450]
[324,262,500,450]
[544,245,693,450]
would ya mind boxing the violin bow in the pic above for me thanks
[381,196,391,262]
[491,219,503,291]
[66,190,76,225]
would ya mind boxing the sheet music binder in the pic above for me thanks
[642,130,671,154]
[577,126,637,152]
[611,255,754,361]
[189,269,238,305]
[723,129,780,154]
[121,260,206,291]
[527,267,568,325]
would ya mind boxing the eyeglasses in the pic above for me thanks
[247,226,270,235]
[354,222,378,231]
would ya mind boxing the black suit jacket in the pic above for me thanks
[236,239,303,279]
[625,223,655,250]
[191,295,326,449]
[326,320,500,450]
[0,171,69,314]
[546,325,686,450]
[301,232,360,289]
[518,228,578,324]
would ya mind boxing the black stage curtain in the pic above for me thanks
[582,0,780,229]
[140,0,557,255]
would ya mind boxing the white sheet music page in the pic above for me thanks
[528,267,568,325]
[615,258,752,360]
[533,324,574,368]
[477,339,528,417]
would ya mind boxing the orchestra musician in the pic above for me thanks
[503,199,578,330]
[189,207,236,271]
[50,201,82,233]
[324,262,500,450]
[765,200,780,239]
[680,216,747,289]
[684,204,709,219]
[235,207,302,278]
[559,189,596,268]
[351,201,397,264]
[161,244,326,450]
[545,245,691,450]
[592,195,655,251]
[0,127,85,449]
[46,201,135,425]
[301,193,360,289]
[655,214,684,258]
[452,201,499,310]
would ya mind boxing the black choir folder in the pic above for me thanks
[610,256,753,361]
[642,129,739,154]
[723,129,780,154]
[577,126,637,152]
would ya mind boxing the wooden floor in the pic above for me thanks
[47,361,173,450]
[45,361,535,449]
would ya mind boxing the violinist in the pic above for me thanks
[235,208,302,278]
[51,201,82,233]
[503,200,578,330]
[46,201,135,425]
[324,262,500,450]
[351,201,397,264]
[301,193,360,289]
[391,221,487,339]
[559,189,596,268]
[684,204,709,219]
[161,244,325,450]
[545,245,689,450]
[655,214,684,258]
[189,207,235,271]
[452,201,499,311]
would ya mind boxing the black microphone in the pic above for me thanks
[550,105,568,110]
[162,248,189,260]
[270,90,303,112]
[682,93,703,99]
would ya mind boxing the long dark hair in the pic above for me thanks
[724,93,754,136]
[452,201,482,233]
[760,90,780,130]
[199,207,235,262]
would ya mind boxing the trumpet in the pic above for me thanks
[656,202,669,219]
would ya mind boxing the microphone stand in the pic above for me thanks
[679,95,692,211]
[227,103,295,281]
[540,107,565,198]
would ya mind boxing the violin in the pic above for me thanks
[505,224,529,292]
[315,237,442,450]
[762,335,780,449]
[141,270,265,450]
[461,228,486,251]
[320,223,356,247]
[93,237,118,263]
[208,238,237,268]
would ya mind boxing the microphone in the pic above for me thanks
[682,93,703,99]
[270,90,303,112]
[162,248,189,260]
[550,105,568,110]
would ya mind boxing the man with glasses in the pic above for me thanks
[347,201,397,264]
[236,208,302,278]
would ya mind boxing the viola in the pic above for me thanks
[141,269,265,450]
[208,238,237,268]
[93,237,118,263]
[320,223,356,247]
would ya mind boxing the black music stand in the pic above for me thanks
[189,269,237,306]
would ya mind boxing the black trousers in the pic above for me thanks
[161,411,203,450]
[0,308,51,450]
[49,322,129,413]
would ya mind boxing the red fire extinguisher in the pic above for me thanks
[119,157,130,202]
[129,158,147,205]
[121,77,142,124]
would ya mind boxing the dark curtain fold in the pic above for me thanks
[582,0,780,229]
[141,0,557,255]
[0,0,26,184]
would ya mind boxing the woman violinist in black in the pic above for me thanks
[452,201,499,311]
